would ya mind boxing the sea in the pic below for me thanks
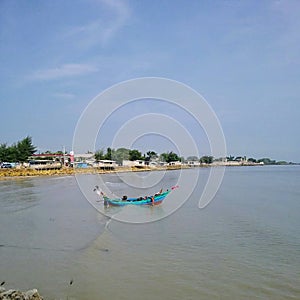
[0,166,299,300]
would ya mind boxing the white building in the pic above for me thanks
[93,160,118,168]
[74,153,95,164]
[122,160,146,167]
[168,161,182,166]
[186,160,201,167]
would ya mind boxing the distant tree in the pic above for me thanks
[145,151,158,162]
[104,147,113,160]
[0,136,36,163]
[226,155,235,161]
[129,149,143,161]
[168,151,180,162]
[112,148,130,165]
[6,144,18,162]
[160,151,180,163]
[95,149,105,161]
[276,161,287,165]
[159,153,168,162]
[235,156,243,161]
[247,157,257,163]
[200,155,213,164]
[16,136,37,162]
[257,158,276,165]
[0,143,8,162]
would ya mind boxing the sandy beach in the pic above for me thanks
[0,165,191,180]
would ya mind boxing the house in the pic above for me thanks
[93,160,118,170]
[122,160,146,167]
[74,153,95,163]
[168,161,182,166]
[186,160,201,167]
[71,153,95,168]
[29,160,62,170]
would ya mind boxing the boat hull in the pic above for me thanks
[104,191,170,207]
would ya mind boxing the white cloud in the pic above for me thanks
[29,63,98,81]
[62,0,130,49]
[100,0,130,43]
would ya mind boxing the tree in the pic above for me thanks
[104,147,113,160]
[168,151,180,162]
[95,149,105,161]
[0,143,8,162]
[129,149,143,161]
[247,157,257,163]
[226,155,235,161]
[200,155,213,164]
[257,158,276,165]
[159,153,168,162]
[160,151,180,163]
[112,148,130,165]
[145,151,158,162]
[16,136,37,162]
[0,136,36,163]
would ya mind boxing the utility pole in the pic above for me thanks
[63,145,65,167]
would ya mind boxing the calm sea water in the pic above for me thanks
[0,166,299,300]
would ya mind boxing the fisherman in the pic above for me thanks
[154,188,163,196]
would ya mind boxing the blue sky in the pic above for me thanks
[0,0,299,161]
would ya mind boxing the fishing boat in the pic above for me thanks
[94,186,178,207]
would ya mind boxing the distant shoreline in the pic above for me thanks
[0,163,297,180]
[0,165,189,180]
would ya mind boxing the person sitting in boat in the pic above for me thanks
[154,188,163,196]
[122,195,128,201]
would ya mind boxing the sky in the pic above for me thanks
[0,0,299,161]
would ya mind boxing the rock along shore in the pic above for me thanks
[0,287,43,300]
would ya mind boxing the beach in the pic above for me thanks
[0,165,191,179]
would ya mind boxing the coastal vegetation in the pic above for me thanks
[93,148,293,166]
[95,148,180,164]
[0,136,36,163]
[0,137,296,179]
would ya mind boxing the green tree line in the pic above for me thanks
[0,136,36,163]
[95,148,181,165]
[1,136,286,166]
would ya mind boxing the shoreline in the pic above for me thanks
[0,163,294,180]
[0,165,191,180]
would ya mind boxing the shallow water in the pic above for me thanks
[0,166,299,299]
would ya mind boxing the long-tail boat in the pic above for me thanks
[94,186,178,207]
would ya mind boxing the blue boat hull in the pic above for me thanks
[104,190,171,207]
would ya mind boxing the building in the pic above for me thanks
[122,160,146,167]
[93,160,118,170]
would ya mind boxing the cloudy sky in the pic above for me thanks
[0,0,299,161]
